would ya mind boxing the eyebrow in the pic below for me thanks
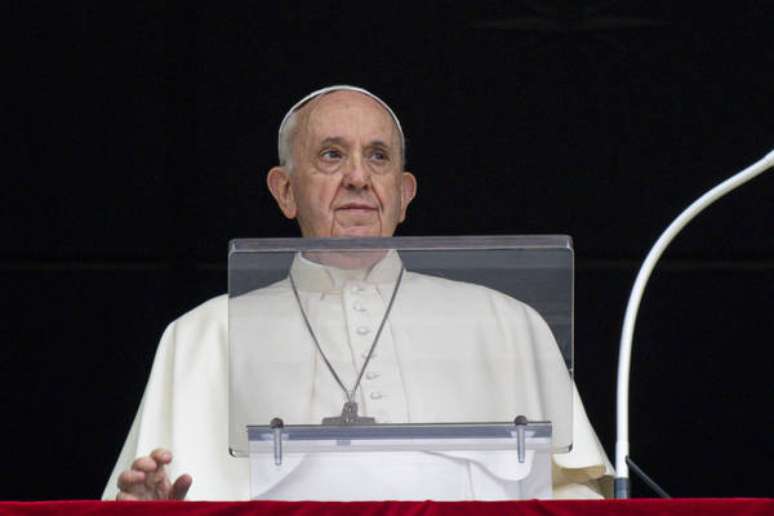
[368,140,392,150]
[319,137,347,148]
[318,137,393,151]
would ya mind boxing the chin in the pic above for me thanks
[335,227,381,238]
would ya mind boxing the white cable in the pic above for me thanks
[615,149,774,497]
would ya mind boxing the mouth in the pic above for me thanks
[336,203,377,212]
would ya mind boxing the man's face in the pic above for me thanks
[268,91,416,238]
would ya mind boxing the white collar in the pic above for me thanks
[289,250,403,293]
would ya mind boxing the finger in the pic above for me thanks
[124,449,174,499]
[150,448,173,465]
[171,474,193,500]
[116,491,140,501]
[147,448,174,499]
[117,469,146,491]
[153,468,173,499]
[131,455,160,473]
[142,461,171,496]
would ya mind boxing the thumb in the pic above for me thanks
[171,473,193,500]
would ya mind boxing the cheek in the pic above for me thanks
[297,179,337,219]
[314,182,338,212]
[376,178,403,213]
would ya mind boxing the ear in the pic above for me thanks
[398,171,417,222]
[266,166,297,220]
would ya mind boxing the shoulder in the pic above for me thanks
[229,278,292,318]
[162,294,228,348]
[404,272,534,314]
[401,272,554,336]
[175,293,228,325]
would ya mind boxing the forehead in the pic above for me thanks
[296,91,400,147]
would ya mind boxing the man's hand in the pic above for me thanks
[116,448,193,501]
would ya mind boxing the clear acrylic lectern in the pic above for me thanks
[228,236,574,500]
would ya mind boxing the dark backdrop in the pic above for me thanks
[3,1,773,500]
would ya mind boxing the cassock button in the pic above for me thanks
[369,392,383,400]
[353,302,366,312]
[352,285,365,294]
[365,371,380,380]
[356,326,370,335]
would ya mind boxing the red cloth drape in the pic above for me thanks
[0,499,772,516]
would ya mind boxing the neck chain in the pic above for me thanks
[289,265,405,425]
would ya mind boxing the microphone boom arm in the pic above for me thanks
[614,149,774,498]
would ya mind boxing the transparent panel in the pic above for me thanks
[229,236,573,456]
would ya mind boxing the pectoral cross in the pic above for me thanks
[321,400,376,425]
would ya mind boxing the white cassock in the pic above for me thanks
[104,252,614,501]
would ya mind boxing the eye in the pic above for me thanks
[320,149,343,161]
[369,148,389,162]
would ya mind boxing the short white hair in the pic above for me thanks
[277,85,406,171]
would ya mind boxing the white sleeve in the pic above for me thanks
[551,383,615,498]
[101,320,178,500]
[521,301,615,498]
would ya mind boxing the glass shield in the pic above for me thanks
[228,236,573,456]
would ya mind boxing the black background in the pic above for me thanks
[3,1,773,500]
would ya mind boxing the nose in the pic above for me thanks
[342,155,371,190]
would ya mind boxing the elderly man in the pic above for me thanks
[104,85,612,501]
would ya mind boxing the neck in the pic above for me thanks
[301,249,388,271]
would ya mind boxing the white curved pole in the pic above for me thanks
[615,149,774,498]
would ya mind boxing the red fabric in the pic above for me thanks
[0,499,772,516]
